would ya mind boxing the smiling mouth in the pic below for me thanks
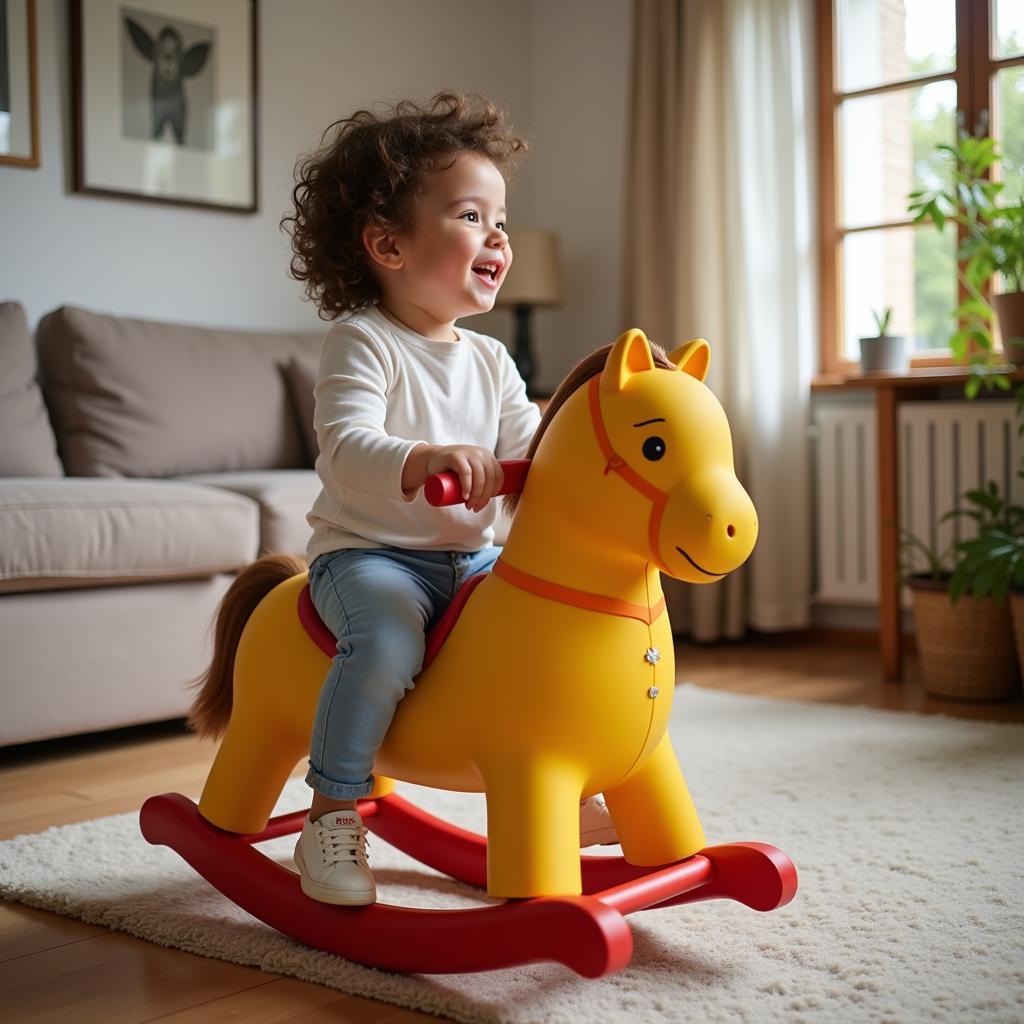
[675,546,727,578]
[471,266,500,285]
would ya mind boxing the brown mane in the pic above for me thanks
[502,340,676,517]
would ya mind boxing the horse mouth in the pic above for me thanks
[675,546,728,578]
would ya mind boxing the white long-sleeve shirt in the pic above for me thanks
[306,304,541,561]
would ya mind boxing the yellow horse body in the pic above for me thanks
[194,329,758,899]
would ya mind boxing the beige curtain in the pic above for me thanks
[623,0,817,642]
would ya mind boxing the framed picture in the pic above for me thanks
[71,0,258,212]
[0,0,40,168]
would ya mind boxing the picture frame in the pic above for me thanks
[0,0,40,168]
[71,0,258,212]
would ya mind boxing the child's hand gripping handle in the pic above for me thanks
[424,459,531,507]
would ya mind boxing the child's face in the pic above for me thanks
[393,152,512,323]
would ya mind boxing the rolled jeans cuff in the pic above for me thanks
[305,765,376,800]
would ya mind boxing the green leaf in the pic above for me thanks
[949,565,970,602]
[973,560,1001,600]
[963,487,996,509]
[956,297,993,318]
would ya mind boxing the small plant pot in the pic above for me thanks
[993,291,1024,365]
[859,334,906,373]
[908,576,1020,701]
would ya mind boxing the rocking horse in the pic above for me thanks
[140,329,797,977]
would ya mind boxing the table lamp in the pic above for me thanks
[496,229,564,396]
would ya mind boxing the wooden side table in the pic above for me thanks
[812,366,1024,680]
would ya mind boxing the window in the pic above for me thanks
[818,0,1024,374]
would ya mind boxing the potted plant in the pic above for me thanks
[909,130,1024,366]
[951,499,1024,680]
[901,129,1024,697]
[945,380,1024,681]
[859,307,906,373]
[899,484,1021,701]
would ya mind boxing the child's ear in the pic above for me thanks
[362,224,404,271]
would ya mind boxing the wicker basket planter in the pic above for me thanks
[1009,592,1024,677]
[908,576,1020,701]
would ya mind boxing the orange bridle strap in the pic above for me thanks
[490,374,674,623]
[491,558,666,626]
[587,376,672,575]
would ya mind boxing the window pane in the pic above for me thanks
[841,225,957,360]
[837,0,955,93]
[994,0,1024,59]
[994,65,1024,200]
[840,80,956,229]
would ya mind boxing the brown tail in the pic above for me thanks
[187,553,307,739]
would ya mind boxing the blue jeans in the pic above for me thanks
[305,544,502,799]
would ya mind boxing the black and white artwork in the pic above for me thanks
[73,0,257,211]
[1,5,10,120]
[121,9,215,148]
[0,0,39,167]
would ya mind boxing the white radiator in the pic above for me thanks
[814,400,1022,605]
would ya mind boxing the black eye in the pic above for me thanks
[643,436,666,461]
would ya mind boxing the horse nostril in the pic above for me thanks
[726,524,736,538]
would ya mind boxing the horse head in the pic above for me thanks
[521,329,757,584]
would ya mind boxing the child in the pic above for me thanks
[282,92,616,906]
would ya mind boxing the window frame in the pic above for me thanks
[817,0,1024,375]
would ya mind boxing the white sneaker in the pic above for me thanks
[579,794,619,847]
[294,808,376,905]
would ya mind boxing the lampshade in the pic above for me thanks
[496,229,564,307]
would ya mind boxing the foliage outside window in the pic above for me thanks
[819,0,1024,374]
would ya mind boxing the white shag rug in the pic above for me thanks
[2,684,1022,1024]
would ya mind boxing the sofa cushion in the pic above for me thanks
[36,305,323,477]
[0,302,63,477]
[282,354,319,465]
[0,478,259,594]
[176,469,320,556]
[0,576,235,745]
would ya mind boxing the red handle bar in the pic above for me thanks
[424,459,531,507]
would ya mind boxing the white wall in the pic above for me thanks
[0,0,633,393]
[524,0,633,390]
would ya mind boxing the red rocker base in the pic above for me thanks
[140,792,797,977]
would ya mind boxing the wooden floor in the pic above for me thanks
[2,636,1022,1023]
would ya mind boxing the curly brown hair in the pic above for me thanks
[281,92,529,321]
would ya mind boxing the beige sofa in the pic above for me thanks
[0,301,325,746]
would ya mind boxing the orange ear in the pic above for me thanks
[601,329,656,394]
[668,339,710,382]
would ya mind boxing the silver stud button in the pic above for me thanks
[644,647,661,665]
